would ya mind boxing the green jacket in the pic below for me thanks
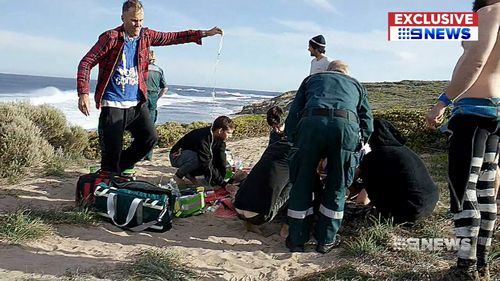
[146,63,167,96]
[285,71,373,142]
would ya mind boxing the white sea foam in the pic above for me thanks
[0,86,277,129]
[175,88,206,93]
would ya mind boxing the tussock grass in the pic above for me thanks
[293,264,373,281]
[126,249,198,281]
[63,267,109,281]
[390,270,434,281]
[488,240,500,265]
[0,210,52,244]
[44,148,71,177]
[30,207,99,226]
[344,216,394,257]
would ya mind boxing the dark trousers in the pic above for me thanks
[288,116,359,245]
[169,150,201,178]
[447,114,499,268]
[239,182,292,226]
[98,106,158,173]
[145,91,160,160]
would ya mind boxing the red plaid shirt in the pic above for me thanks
[77,25,203,109]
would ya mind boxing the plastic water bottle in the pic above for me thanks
[234,159,244,171]
[168,178,181,198]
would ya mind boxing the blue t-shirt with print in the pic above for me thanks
[102,34,142,108]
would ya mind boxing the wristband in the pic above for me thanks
[437,93,452,106]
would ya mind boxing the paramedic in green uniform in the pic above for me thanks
[144,50,167,160]
[285,60,373,253]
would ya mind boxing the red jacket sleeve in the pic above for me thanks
[147,29,203,47]
[77,31,114,95]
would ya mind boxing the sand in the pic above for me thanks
[0,137,342,281]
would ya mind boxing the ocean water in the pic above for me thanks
[0,73,279,129]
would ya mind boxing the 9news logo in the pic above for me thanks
[388,12,478,41]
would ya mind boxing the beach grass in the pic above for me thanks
[293,264,373,281]
[0,210,52,244]
[30,207,99,226]
[125,249,198,281]
[343,215,394,258]
[0,208,99,245]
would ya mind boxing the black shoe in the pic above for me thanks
[316,236,341,254]
[285,238,305,253]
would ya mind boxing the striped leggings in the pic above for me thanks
[447,115,499,268]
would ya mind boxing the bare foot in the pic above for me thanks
[279,224,289,239]
[232,170,247,183]
[225,184,239,197]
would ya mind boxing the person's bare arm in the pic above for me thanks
[446,5,499,99]
[426,5,499,127]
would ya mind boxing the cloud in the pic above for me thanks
[306,0,338,13]
[0,30,91,77]
[223,21,460,84]
[0,30,88,54]
[273,19,323,34]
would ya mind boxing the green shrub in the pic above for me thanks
[84,130,100,160]
[373,108,448,152]
[61,126,91,157]
[232,115,268,139]
[0,106,53,181]
[19,103,68,149]
[156,122,187,148]
[185,121,210,131]
[45,148,70,177]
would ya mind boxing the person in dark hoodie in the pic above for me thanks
[234,139,292,233]
[357,118,439,224]
[266,106,286,146]
[169,116,237,190]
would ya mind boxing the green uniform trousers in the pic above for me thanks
[288,116,359,245]
[145,90,160,161]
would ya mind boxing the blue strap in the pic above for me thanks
[437,93,452,106]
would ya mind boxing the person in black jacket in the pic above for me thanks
[169,116,235,188]
[357,118,439,224]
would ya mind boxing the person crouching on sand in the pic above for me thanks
[169,116,238,193]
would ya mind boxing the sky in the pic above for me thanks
[0,0,473,92]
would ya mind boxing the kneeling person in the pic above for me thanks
[170,116,234,187]
[234,140,292,226]
[358,118,439,224]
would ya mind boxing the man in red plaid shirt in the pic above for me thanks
[77,0,223,175]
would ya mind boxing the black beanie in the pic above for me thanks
[309,35,326,50]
